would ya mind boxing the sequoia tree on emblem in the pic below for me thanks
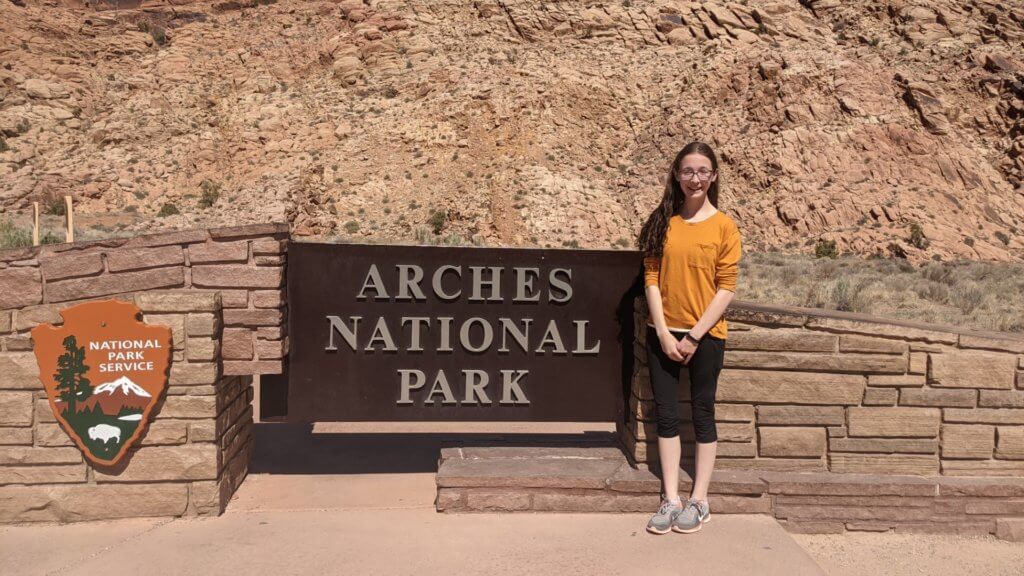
[31,300,172,466]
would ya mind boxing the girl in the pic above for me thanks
[636,141,741,535]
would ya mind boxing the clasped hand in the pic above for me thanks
[659,331,697,364]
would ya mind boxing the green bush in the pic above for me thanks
[427,209,446,235]
[157,203,179,217]
[814,238,838,259]
[908,222,928,249]
[344,220,359,234]
[198,179,221,208]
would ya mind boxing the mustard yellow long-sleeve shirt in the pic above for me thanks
[643,210,742,340]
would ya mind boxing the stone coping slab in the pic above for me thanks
[435,446,1024,541]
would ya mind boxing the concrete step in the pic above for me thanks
[435,445,1024,540]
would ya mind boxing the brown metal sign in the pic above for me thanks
[286,243,642,422]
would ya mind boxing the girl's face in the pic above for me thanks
[676,153,717,201]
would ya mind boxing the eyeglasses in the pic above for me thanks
[679,168,715,181]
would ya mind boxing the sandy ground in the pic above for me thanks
[793,532,1024,576]
[2,422,1021,575]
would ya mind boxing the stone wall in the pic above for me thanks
[619,299,1024,477]
[0,223,283,524]
[0,223,288,377]
[0,290,254,522]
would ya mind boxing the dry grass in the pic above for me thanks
[739,252,1024,333]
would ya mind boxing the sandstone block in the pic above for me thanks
[136,291,220,313]
[868,375,925,387]
[252,290,284,309]
[937,476,1024,497]
[169,363,219,386]
[839,335,907,354]
[908,352,927,374]
[900,388,976,407]
[189,421,217,443]
[828,453,939,475]
[863,387,898,406]
[959,334,1024,354]
[759,427,826,457]
[186,339,219,362]
[222,328,254,360]
[941,460,1024,476]
[140,419,189,446]
[0,446,82,464]
[716,404,754,422]
[0,391,33,426]
[804,317,956,344]
[943,409,1024,425]
[39,252,102,280]
[757,406,845,426]
[996,518,1024,542]
[252,238,286,254]
[724,351,905,373]
[223,309,281,327]
[0,463,86,484]
[0,353,41,389]
[188,240,249,264]
[186,313,219,337]
[222,360,282,375]
[829,438,937,454]
[0,267,43,309]
[143,313,184,350]
[106,246,184,272]
[465,490,532,511]
[94,444,218,482]
[220,290,250,308]
[0,484,188,523]
[4,336,32,351]
[941,424,994,459]
[0,427,33,445]
[930,352,1015,389]
[208,223,288,239]
[192,265,282,289]
[715,457,826,472]
[718,421,754,442]
[979,390,1024,408]
[254,338,285,360]
[996,427,1024,459]
[34,423,73,446]
[717,370,864,405]
[47,268,184,302]
[14,303,62,331]
[158,395,217,419]
[726,330,836,352]
[848,407,940,437]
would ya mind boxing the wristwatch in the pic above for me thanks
[684,332,702,345]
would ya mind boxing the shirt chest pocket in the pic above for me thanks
[687,242,718,271]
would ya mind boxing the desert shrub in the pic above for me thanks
[814,238,837,259]
[198,179,221,208]
[157,203,179,217]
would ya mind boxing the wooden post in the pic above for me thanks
[64,195,74,243]
[32,201,40,246]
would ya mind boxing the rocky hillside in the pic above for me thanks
[0,0,1022,263]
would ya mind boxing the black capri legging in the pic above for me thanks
[645,325,726,442]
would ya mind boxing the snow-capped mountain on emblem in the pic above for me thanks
[93,376,153,398]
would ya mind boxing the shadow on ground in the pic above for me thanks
[250,422,628,474]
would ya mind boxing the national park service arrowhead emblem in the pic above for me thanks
[31,300,172,467]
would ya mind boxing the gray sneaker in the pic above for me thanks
[646,498,683,535]
[672,498,711,533]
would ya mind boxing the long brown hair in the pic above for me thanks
[637,141,720,258]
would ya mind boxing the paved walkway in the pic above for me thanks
[1,423,826,575]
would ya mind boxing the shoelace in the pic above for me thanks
[658,499,679,516]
